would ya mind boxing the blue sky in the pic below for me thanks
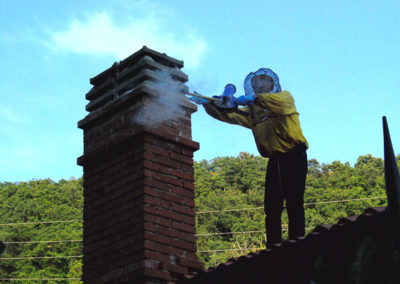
[1,0,399,182]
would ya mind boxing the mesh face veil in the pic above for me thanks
[244,68,282,97]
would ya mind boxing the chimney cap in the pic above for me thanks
[90,46,184,86]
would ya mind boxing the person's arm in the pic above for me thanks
[203,103,251,128]
[254,91,297,115]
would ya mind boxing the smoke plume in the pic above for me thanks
[133,69,187,128]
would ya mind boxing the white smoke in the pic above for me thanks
[133,69,187,128]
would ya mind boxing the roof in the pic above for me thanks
[179,207,389,284]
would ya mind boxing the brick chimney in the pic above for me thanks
[77,46,203,283]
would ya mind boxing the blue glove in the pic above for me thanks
[189,96,208,105]
[236,95,255,106]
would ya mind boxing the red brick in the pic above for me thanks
[144,136,181,153]
[182,148,194,157]
[172,203,195,216]
[170,152,193,165]
[143,195,167,208]
[144,186,194,207]
[144,240,167,254]
[157,156,182,169]
[104,240,145,265]
[144,250,170,265]
[162,125,181,138]
[85,224,144,251]
[181,164,194,175]
[143,134,159,145]
[144,240,186,257]
[109,228,143,247]
[171,186,194,199]
[165,211,185,222]
[170,238,197,251]
[143,205,184,222]
[144,231,173,246]
[99,170,144,195]
[143,151,158,163]
[143,151,181,170]
[183,182,195,191]
[143,160,172,175]
[144,177,171,192]
[169,246,189,258]
[86,241,145,270]
[144,143,170,157]
[84,198,144,229]
[144,259,161,269]
[111,179,145,199]
[183,216,196,226]
[157,173,182,187]
[144,169,182,186]
[85,195,143,225]
[158,226,186,240]
[80,54,201,283]
[144,194,172,211]
[184,233,197,244]
[164,141,184,154]
[185,251,199,259]
[143,222,158,233]
[179,257,204,270]
[84,213,144,242]
[179,117,191,126]
[83,238,112,254]
[89,182,144,211]
[162,262,189,275]
[171,169,194,181]
[175,136,199,150]
[172,221,196,234]
[144,213,171,227]
[181,198,195,208]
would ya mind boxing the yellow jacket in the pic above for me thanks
[204,91,308,157]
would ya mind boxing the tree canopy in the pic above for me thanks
[194,153,394,267]
[0,153,397,278]
[0,178,83,282]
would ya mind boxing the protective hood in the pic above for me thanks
[244,68,282,97]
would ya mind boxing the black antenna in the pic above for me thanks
[383,116,400,251]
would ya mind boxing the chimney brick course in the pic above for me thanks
[78,46,203,283]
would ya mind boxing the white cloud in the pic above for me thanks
[51,12,207,69]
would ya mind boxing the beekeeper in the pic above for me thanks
[191,68,309,248]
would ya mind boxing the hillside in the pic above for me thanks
[0,153,396,280]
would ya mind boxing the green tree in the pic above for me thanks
[0,178,83,282]
[0,152,394,272]
[195,153,389,268]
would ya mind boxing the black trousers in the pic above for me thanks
[264,145,308,248]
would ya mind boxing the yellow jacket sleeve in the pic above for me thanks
[255,91,298,115]
[203,103,251,128]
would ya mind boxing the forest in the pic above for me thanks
[0,153,397,282]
